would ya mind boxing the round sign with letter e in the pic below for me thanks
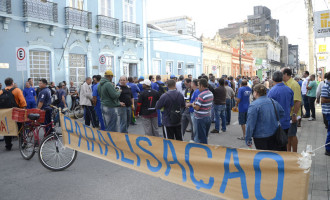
[17,48,25,61]
[99,55,106,65]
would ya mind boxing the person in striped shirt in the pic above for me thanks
[192,78,214,144]
[321,72,330,156]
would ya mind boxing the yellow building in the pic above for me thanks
[202,34,232,78]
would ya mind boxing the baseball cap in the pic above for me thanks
[170,74,176,79]
[105,70,114,76]
[141,79,151,86]
[139,76,144,80]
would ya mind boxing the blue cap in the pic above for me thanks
[139,76,144,80]
[170,74,176,79]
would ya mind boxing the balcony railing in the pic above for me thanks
[0,0,11,14]
[23,0,58,23]
[97,15,119,35]
[65,7,92,29]
[122,21,140,38]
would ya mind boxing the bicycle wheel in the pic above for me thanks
[38,133,77,171]
[19,126,36,160]
[73,105,84,119]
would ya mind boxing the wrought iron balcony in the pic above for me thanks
[65,7,92,29]
[0,0,11,14]
[23,0,58,23]
[122,21,140,38]
[97,15,119,35]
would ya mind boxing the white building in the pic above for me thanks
[148,16,196,36]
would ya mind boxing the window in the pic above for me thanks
[166,61,173,75]
[123,0,135,22]
[178,62,184,75]
[69,0,84,10]
[69,54,86,87]
[100,0,112,16]
[152,60,161,75]
[29,51,50,87]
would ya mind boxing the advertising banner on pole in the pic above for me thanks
[60,114,311,200]
[314,10,330,38]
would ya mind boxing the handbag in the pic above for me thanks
[270,99,288,147]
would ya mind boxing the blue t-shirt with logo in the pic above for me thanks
[37,87,51,110]
[189,89,200,113]
[237,86,252,113]
[23,87,36,102]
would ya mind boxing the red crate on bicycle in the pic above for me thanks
[27,109,46,123]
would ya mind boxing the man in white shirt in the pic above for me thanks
[176,75,185,95]
[301,71,310,118]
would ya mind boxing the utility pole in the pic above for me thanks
[306,0,315,74]
[239,36,242,75]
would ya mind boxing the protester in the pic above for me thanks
[192,78,214,144]
[235,80,252,140]
[176,75,185,95]
[137,76,144,92]
[0,77,27,150]
[127,76,140,124]
[153,75,166,127]
[301,71,310,118]
[245,84,285,150]
[136,79,160,137]
[69,81,78,110]
[209,76,216,89]
[80,77,96,128]
[317,73,328,129]
[211,78,227,133]
[225,80,235,125]
[92,75,105,130]
[118,76,134,133]
[268,71,294,151]
[23,81,36,109]
[49,81,56,96]
[188,74,192,79]
[321,72,330,156]
[282,68,302,152]
[98,70,121,132]
[187,79,200,142]
[37,79,52,133]
[306,74,317,121]
[57,82,67,110]
[62,81,69,95]
[155,79,185,140]
[181,78,194,138]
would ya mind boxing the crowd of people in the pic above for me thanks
[1,68,330,156]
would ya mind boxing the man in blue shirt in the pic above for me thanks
[153,75,166,127]
[186,79,200,142]
[37,79,52,132]
[127,76,140,125]
[57,82,67,110]
[268,71,294,151]
[235,80,252,140]
[92,75,105,130]
[321,73,330,156]
[23,81,36,109]
[137,76,144,92]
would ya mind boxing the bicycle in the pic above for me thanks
[66,95,84,119]
[15,107,77,171]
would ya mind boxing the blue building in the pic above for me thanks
[146,24,203,79]
[0,0,147,88]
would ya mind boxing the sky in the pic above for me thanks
[146,0,329,63]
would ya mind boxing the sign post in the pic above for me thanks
[99,55,106,74]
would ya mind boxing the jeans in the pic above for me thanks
[302,95,310,117]
[118,107,131,133]
[194,116,211,144]
[95,102,105,130]
[102,105,118,132]
[308,96,316,119]
[181,110,193,137]
[214,104,226,131]
[326,114,330,152]
[211,104,215,122]
[226,99,232,124]
[190,113,196,140]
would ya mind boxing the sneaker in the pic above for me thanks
[325,151,330,156]
[237,136,245,140]
[189,140,195,143]
[210,129,219,133]
[308,117,315,121]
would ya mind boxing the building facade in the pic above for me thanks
[146,24,202,79]
[148,16,196,36]
[231,47,254,78]
[279,36,289,67]
[0,0,147,88]
[201,34,232,77]
[247,6,279,39]
[218,21,248,39]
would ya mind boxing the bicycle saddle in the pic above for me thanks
[28,113,40,121]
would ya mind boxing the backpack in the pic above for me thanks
[156,82,168,95]
[0,88,18,108]
[166,93,182,124]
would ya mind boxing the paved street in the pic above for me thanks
[0,106,329,200]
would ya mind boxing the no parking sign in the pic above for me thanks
[99,55,106,73]
[16,47,27,71]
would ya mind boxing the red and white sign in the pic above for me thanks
[212,66,217,71]
[99,55,106,65]
[16,47,27,71]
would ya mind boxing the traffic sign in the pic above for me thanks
[212,66,217,71]
[99,55,106,65]
[16,47,27,71]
